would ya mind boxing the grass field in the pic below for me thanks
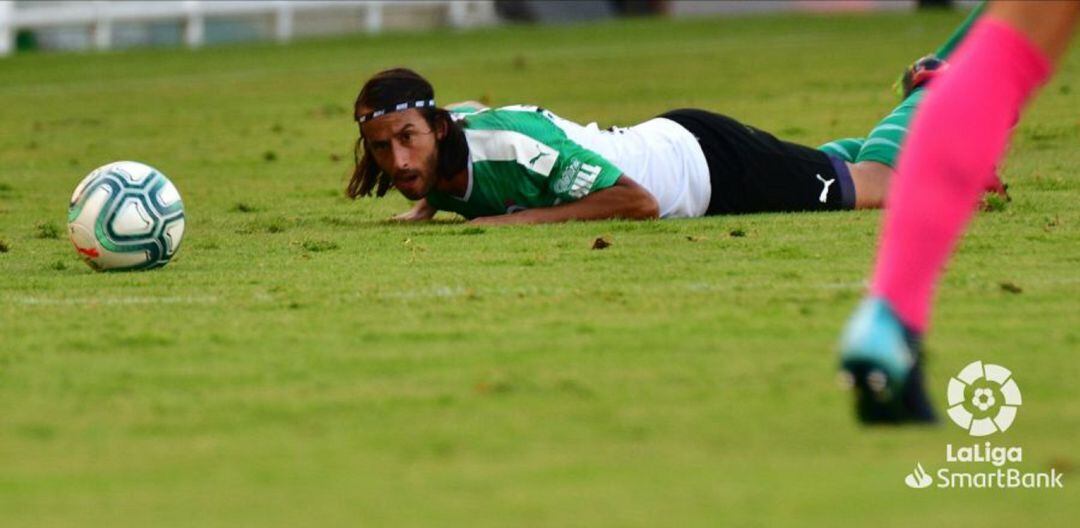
[1,9,1078,527]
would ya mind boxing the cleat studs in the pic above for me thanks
[837,371,855,390]
[867,369,888,393]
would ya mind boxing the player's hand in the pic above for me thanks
[392,198,437,222]
[467,212,539,226]
[467,215,503,226]
[392,209,428,221]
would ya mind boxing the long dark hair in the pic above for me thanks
[347,68,467,198]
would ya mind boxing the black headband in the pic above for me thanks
[357,99,436,124]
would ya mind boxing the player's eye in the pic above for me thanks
[398,133,413,145]
[370,140,390,151]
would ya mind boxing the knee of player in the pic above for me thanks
[850,161,891,209]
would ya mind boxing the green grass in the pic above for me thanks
[1,10,1079,527]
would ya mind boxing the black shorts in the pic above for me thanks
[659,109,855,215]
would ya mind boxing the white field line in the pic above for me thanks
[368,280,868,300]
[335,275,1080,300]
[7,276,1077,306]
[3,280,864,306]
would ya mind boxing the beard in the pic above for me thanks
[392,149,439,200]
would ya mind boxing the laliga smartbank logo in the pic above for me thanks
[946,360,1021,436]
[904,361,1064,490]
[904,463,933,489]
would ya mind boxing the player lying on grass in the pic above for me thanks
[346,14,988,225]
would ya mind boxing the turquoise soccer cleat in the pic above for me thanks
[839,298,938,424]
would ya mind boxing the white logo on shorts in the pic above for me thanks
[815,174,835,203]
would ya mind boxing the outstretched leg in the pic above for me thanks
[821,4,987,209]
[823,2,985,159]
[840,0,1078,425]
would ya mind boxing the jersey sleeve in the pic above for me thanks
[546,139,623,203]
[462,107,623,206]
[448,105,484,117]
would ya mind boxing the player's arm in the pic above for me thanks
[469,176,659,225]
[392,197,438,222]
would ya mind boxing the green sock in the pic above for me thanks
[855,89,925,167]
[934,1,986,60]
[819,137,865,162]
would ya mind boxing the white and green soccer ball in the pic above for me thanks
[68,161,186,271]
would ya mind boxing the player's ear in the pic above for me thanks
[435,112,449,140]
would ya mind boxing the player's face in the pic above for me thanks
[360,109,440,200]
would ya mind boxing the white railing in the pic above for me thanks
[0,0,493,56]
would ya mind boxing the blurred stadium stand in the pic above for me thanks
[493,0,967,23]
[668,0,951,17]
[0,0,971,56]
[0,0,497,55]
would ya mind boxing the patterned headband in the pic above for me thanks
[356,99,437,124]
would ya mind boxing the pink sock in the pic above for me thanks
[872,17,1052,332]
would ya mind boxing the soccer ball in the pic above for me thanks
[68,161,186,271]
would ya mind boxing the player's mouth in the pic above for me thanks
[394,173,419,186]
[393,172,424,197]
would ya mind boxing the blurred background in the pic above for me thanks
[1,0,974,56]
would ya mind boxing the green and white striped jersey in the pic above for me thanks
[426,105,623,219]
[427,105,712,219]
